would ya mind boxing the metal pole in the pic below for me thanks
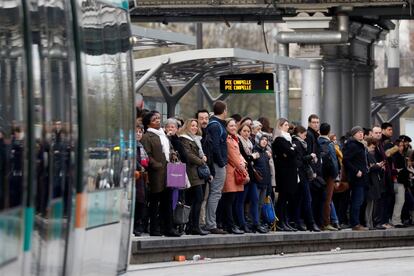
[323,59,342,136]
[301,59,322,126]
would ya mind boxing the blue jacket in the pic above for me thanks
[318,136,339,179]
[205,116,227,167]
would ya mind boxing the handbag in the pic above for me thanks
[235,167,249,185]
[173,202,191,224]
[166,162,187,188]
[197,164,211,180]
[310,176,327,191]
[253,167,263,182]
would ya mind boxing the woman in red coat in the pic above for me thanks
[221,118,247,234]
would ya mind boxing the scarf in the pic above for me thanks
[137,141,149,168]
[180,133,205,158]
[237,134,253,155]
[147,127,170,162]
[281,131,292,143]
[293,135,307,150]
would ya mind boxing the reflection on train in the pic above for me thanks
[0,0,135,275]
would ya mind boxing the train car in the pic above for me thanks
[0,0,135,275]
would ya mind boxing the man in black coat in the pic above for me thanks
[343,126,369,231]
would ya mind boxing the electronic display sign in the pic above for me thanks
[220,73,274,94]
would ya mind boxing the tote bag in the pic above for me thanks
[166,162,187,188]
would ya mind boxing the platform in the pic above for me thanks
[130,228,414,264]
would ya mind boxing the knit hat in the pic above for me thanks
[351,126,363,136]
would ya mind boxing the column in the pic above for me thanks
[323,60,342,136]
[278,43,289,119]
[387,20,400,137]
[341,61,353,134]
[301,59,322,126]
[353,65,373,128]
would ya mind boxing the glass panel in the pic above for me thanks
[0,0,27,268]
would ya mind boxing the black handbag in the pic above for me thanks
[173,202,191,224]
[197,164,211,180]
[310,176,327,191]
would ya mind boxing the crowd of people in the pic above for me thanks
[133,100,414,237]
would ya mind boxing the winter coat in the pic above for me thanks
[205,116,228,167]
[306,127,322,176]
[223,135,246,193]
[366,152,383,201]
[393,151,410,187]
[180,136,205,187]
[141,131,167,194]
[343,138,369,186]
[238,139,254,180]
[169,134,188,164]
[292,136,313,183]
[318,136,340,179]
[272,136,298,195]
[252,145,271,189]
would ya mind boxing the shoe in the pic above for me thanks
[332,223,341,231]
[352,224,368,231]
[276,222,292,232]
[164,229,182,237]
[375,224,386,230]
[340,223,351,229]
[382,223,394,229]
[285,223,298,232]
[242,225,252,233]
[149,231,162,236]
[296,223,307,231]
[253,225,268,234]
[133,230,142,237]
[308,223,321,232]
[322,224,338,231]
[229,226,244,234]
[395,224,407,228]
[192,227,209,236]
[209,228,228,234]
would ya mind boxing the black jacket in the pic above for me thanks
[343,138,369,186]
[168,134,188,164]
[292,136,313,183]
[306,127,322,176]
[272,136,298,195]
[367,152,383,200]
[252,144,271,189]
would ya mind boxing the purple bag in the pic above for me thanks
[166,163,186,188]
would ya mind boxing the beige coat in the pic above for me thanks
[223,135,246,193]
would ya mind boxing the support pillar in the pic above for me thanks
[341,61,353,135]
[387,20,400,137]
[301,59,321,126]
[323,60,342,136]
[278,43,289,119]
[353,65,373,128]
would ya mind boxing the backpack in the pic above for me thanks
[320,141,336,179]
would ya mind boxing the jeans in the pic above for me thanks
[350,184,365,227]
[149,188,173,233]
[330,201,339,224]
[221,192,237,230]
[292,180,315,226]
[205,163,226,230]
[391,183,405,225]
[235,182,259,227]
[323,177,335,226]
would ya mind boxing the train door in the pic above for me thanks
[27,0,78,275]
[0,0,30,275]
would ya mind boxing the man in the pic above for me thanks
[343,126,369,231]
[196,109,210,227]
[204,101,228,234]
[399,135,412,159]
[318,123,339,231]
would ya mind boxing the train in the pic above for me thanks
[0,0,135,275]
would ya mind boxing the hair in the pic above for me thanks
[365,137,378,147]
[179,119,201,136]
[136,124,144,131]
[165,118,179,128]
[319,123,331,136]
[258,117,272,133]
[225,118,235,126]
[329,133,337,141]
[363,128,372,136]
[272,118,289,139]
[141,110,159,130]
[230,114,242,123]
[394,139,403,146]
[195,109,209,119]
[381,122,393,130]
[293,125,307,136]
[308,114,319,123]
[213,100,227,115]
[237,122,252,135]
[239,116,253,126]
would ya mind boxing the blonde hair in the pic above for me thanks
[178,119,201,136]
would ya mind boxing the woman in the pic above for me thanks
[179,119,209,235]
[272,118,299,231]
[222,118,246,234]
[141,111,181,237]
[133,124,149,236]
[165,118,187,164]
[235,123,267,233]
[291,126,320,232]
[392,139,409,227]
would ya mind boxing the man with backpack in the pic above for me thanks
[204,101,228,234]
[318,123,340,231]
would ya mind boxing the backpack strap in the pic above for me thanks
[207,120,224,137]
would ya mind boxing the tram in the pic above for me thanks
[0,0,135,275]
